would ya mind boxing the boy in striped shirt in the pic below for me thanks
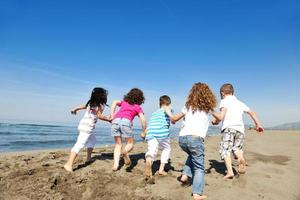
[143,95,173,182]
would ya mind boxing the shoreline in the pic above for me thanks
[0,129,297,154]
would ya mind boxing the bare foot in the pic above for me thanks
[193,194,207,200]
[144,161,155,184]
[112,166,118,172]
[144,161,152,177]
[123,153,131,166]
[238,159,246,174]
[223,173,234,180]
[158,171,168,176]
[145,176,155,184]
[64,164,73,172]
[180,174,188,182]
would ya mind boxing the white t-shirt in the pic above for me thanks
[220,95,250,133]
[179,106,209,139]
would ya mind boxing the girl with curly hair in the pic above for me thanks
[172,82,217,200]
[110,88,147,171]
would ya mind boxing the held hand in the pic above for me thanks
[71,110,77,115]
[107,115,113,122]
[211,118,220,125]
[256,125,264,134]
[171,119,176,124]
[140,131,146,139]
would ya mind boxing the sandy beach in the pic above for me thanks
[0,130,300,200]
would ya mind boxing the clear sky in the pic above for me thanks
[0,0,299,127]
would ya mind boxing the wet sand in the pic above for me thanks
[0,130,300,200]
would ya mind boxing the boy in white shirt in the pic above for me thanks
[212,83,263,179]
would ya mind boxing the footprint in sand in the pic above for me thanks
[232,174,247,188]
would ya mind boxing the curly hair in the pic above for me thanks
[124,88,145,105]
[86,87,108,107]
[185,82,217,113]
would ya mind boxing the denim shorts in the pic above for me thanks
[111,118,133,138]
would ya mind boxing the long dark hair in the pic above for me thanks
[86,87,108,108]
[123,88,145,105]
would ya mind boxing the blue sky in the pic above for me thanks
[0,0,299,127]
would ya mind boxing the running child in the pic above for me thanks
[110,88,147,171]
[143,95,173,182]
[212,83,264,179]
[64,87,111,172]
[172,82,217,200]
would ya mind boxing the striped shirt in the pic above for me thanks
[77,106,98,134]
[146,108,170,140]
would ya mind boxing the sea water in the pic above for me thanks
[0,121,220,152]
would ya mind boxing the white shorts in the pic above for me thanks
[71,132,96,154]
[145,138,171,164]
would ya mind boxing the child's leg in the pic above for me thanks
[158,138,171,175]
[113,136,122,171]
[232,131,246,174]
[123,137,134,165]
[224,156,234,179]
[144,139,159,177]
[185,137,206,198]
[219,129,235,179]
[179,136,193,182]
[86,133,96,162]
[64,151,77,172]
[86,148,93,161]
[64,132,91,172]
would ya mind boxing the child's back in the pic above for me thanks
[146,108,170,141]
[220,95,250,133]
[77,106,99,134]
[113,101,143,122]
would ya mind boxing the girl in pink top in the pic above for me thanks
[110,88,147,171]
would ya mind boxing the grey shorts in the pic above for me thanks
[111,118,133,138]
[219,128,245,159]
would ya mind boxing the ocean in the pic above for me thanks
[0,121,221,152]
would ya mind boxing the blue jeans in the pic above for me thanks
[179,135,205,195]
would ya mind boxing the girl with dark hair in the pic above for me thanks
[110,88,147,171]
[64,87,111,172]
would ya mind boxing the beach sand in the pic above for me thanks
[0,130,300,200]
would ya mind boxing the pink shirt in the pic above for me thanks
[113,101,144,122]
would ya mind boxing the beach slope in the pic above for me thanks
[0,131,300,200]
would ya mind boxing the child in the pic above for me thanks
[110,88,147,171]
[143,95,173,182]
[64,87,111,172]
[172,82,217,200]
[212,83,264,179]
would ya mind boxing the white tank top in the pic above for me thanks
[77,106,98,134]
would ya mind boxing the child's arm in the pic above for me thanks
[170,112,185,124]
[138,113,147,139]
[109,100,121,119]
[211,107,227,122]
[162,105,173,118]
[71,105,87,115]
[246,110,264,133]
[97,106,111,123]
